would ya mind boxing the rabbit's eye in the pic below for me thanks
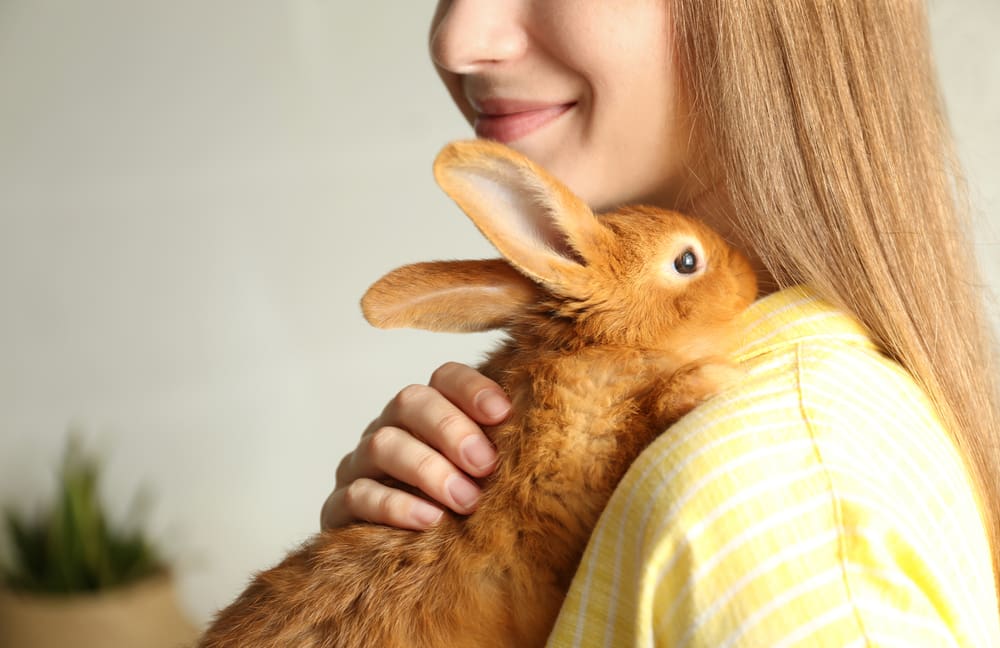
[674,249,699,275]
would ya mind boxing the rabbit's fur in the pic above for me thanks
[199,140,758,648]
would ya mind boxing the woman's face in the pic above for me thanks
[429,0,693,212]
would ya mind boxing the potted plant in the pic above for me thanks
[0,436,198,648]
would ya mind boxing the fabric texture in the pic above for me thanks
[546,286,1000,647]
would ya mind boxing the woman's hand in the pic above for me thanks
[321,362,510,531]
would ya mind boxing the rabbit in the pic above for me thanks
[198,139,758,648]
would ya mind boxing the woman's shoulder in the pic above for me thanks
[664,285,971,512]
[662,327,977,543]
[711,285,949,453]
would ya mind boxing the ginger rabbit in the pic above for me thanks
[199,140,757,648]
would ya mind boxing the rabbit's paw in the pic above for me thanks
[651,359,744,422]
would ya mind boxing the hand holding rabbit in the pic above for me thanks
[320,361,509,531]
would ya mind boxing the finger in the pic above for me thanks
[365,426,482,514]
[429,362,512,425]
[333,441,385,490]
[320,484,356,530]
[322,478,443,531]
[382,383,499,478]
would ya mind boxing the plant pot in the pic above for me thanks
[0,573,199,648]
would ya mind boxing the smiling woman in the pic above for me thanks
[320,1,1000,646]
[429,0,693,213]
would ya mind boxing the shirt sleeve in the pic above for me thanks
[545,343,999,647]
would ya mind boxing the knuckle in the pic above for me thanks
[375,489,405,522]
[393,383,430,410]
[433,411,469,442]
[365,426,399,457]
[412,450,442,482]
[334,451,354,486]
[342,479,370,515]
[429,362,465,387]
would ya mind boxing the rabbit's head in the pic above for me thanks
[362,140,757,351]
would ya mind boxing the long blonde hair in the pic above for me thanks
[672,0,1000,596]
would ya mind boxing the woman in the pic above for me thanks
[323,1,1000,645]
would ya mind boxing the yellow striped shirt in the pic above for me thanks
[546,286,1000,647]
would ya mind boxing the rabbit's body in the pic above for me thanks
[202,341,731,648]
[199,141,757,648]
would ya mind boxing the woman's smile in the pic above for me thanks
[430,0,682,211]
[471,98,576,144]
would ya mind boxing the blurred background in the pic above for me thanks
[0,0,997,630]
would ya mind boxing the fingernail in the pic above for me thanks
[446,475,480,511]
[460,435,498,472]
[411,500,443,527]
[475,390,511,421]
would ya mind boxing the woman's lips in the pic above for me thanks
[473,100,575,144]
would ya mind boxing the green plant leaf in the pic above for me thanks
[1,434,167,594]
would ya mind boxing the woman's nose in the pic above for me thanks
[430,1,528,74]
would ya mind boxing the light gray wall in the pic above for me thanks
[0,1,997,625]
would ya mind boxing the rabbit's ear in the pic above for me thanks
[433,140,613,295]
[362,259,540,332]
